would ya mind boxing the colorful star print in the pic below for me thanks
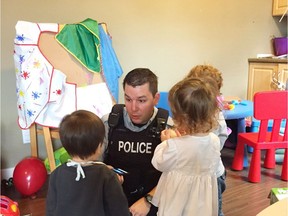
[21,71,30,80]
[27,109,35,117]
[32,91,41,100]
[19,90,24,97]
[55,89,62,95]
[19,55,25,64]
[33,59,41,68]
[16,34,25,42]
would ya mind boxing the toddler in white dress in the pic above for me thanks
[151,77,221,216]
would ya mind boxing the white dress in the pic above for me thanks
[214,111,228,177]
[151,133,220,216]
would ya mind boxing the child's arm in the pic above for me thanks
[104,174,131,216]
[106,165,124,184]
[152,140,177,172]
[215,112,228,149]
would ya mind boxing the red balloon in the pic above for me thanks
[13,157,47,196]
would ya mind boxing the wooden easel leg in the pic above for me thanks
[43,126,56,172]
[30,123,38,157]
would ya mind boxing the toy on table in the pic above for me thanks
[223,99,239,110]
[223,103,235,110]
[222,96,245,110]
[0,195,20,216]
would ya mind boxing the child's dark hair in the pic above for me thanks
[168,77,219,134]
[123,68,158,96]
[59,110,105,160]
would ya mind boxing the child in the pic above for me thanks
[151,77,221,216]
[185,64,225,110]
[185,64,228,216]
[46,110,130,216]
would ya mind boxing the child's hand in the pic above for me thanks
[116,174,124,184]
[107,165,124,184]
[161,128,180,141]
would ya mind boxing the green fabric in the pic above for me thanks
[56,18,101,73]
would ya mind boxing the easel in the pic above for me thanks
[30,124,59,171]
[27,23,111,172]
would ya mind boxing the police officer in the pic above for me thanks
[101,68,173,216]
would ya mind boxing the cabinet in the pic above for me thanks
[273,0,288,16]
[247,58,288,100]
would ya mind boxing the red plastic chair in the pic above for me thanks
[231,90,288,183]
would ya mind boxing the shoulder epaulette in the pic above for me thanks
[108,104,125,128]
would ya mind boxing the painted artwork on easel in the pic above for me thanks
[13,18,123,129]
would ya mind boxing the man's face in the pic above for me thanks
[124,83,159,125]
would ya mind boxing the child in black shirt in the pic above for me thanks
[46,110,130,216]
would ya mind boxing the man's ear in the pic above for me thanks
[154,92,160,106]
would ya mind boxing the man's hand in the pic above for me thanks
[129,197,151,216]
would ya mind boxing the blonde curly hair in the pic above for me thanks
[186,64,223,93]
[168,77,219,135]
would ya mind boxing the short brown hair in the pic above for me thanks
[123,68,158,96]
[59,110,105,160]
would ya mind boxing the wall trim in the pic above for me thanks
[1,167,14,180]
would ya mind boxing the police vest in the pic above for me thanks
[105,104,169,204]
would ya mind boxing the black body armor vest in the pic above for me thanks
[105,104,169,205]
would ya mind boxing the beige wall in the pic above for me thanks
[1,0,287,169]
